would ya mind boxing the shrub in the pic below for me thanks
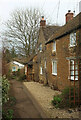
[7,69,12,80]
[51,86,79,108]
[3,109,13,120]
[2,76,10,104]
[18,74,26,81]
[51,95,62,108]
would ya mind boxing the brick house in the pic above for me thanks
[36,16,61,84]
[25,12,81,94]
[5,61,24,76]
[45,11,81,90]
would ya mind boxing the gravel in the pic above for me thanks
[23,81,79,118]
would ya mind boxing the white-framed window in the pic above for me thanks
[39,44,42,52]
[12,66,16,72]
[45,60,46,68]
[52,41,56,52]
[40,66,43,74]
[52,60,57,75]
[70,60,78,80]
[25,66,27,74]
[70,32,76,47]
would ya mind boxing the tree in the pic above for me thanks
[2,8,42,57]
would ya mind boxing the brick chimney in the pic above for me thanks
[65,10,74,23]
[40,16,46,26]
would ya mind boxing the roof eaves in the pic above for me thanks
[46,14,81,45]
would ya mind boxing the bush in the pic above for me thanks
[51,95,62,108]
[3,109,13,120]
[7,69,12,80]
[2,76,10,104]
[18,74,26,81]
[51,86,79,108]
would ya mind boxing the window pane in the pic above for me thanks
[39,44,42,52]
[53,41,56,51]
[70,33,76,46]
[70,60,78,80]
[52,61,57,75]
[40,66,42,74]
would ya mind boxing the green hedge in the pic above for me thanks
[2,76,10,104]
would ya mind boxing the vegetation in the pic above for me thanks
[18,74,26,81]
[51,95,62,108]
[2,76,16,119]
[2,8,43,57]
[51,87,79,108]
[3,109,13,120]
[2,76,10,104]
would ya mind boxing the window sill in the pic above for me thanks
[52,51,56,56]
[52,73,57,76]
[40,74,43,75]
[69,45,76,48]
[68,76,78,81]
[40,51,42,53]
[52,50,56,53]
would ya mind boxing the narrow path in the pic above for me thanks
[10,80,46,118]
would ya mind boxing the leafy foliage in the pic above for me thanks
[2,76,10,104]
[18,74,26,81]
[51,95,62,108]
[51,87,79,108]
[3,109,13,120]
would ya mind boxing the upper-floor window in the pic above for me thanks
[52,41,56,52]
[52,60,57,75]
[39,44,42,52]
[70,32,76,47]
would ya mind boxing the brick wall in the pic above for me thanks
[34,26,81,90]
[46,29,81,90]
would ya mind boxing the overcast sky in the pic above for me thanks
[0,0,81,26]
[0,0,81,50]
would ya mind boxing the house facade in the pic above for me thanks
[45,12,81,90]
[25,12,81,92]
[5,61,24,76]
[36,12,81,90]
[36,16,60,85]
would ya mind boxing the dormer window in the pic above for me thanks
[70,32,76,47]
[39,44,42,52]
[52,41,56,52]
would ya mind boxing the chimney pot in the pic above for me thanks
[68,10,71,13]
[65,10,74,24]
[40,16,46,27]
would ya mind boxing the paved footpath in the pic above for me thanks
[10,80,46,118]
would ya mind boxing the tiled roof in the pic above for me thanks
[46,12,81,44]
[24,54,37,65]
[41,25,61,41]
